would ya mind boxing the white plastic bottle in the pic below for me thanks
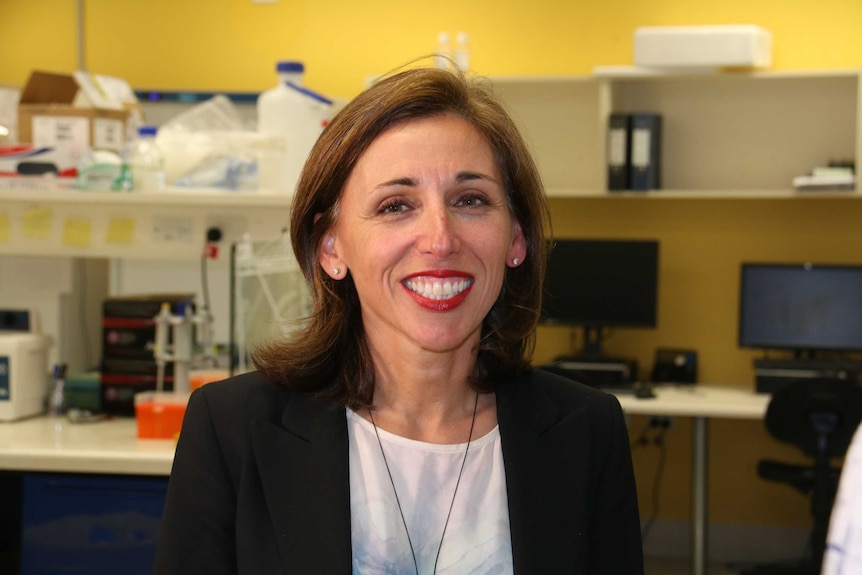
[435,32,451,70]
[257,60,333,196]
[130,125,166,193]
[454,32,470,72]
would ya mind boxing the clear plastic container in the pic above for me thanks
[130,125,166,193]
[257,61,333,195]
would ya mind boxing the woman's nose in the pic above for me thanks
[419,207,460,258]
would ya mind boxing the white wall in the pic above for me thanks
[0,256,107,374]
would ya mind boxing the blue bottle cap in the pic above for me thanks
[276,61,304,73]
[138,125,158,137]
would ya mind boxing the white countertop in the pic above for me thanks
[0,416,175,476]
[614,383,770,419]
[0,384,769,477]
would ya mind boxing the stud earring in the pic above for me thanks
[512,258,519,266]
[332,268,341,276]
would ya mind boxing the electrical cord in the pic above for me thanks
[200,251,211,313]
[631,418,670,542]
[640,426,669,543]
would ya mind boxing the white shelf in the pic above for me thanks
[545,188,861,199]
[492,69,862,198]
[0,186,294,207]
[0,187,293,259]
[592,66,860,80]
[1,69,859,257]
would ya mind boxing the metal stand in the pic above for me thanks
[153,300,214,393]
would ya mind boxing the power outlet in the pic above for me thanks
[204,215,249,247]
[152,216,194,244]
[648,415,674,430]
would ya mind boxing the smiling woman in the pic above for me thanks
[154,67,645,575]
[321,114,524,362]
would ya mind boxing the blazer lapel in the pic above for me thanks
[251,395,352,574]
[497,376,593,574]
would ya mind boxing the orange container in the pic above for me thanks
[135,392,191,440]
[189,368,229,391]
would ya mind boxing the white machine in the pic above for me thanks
[0,310,53,421]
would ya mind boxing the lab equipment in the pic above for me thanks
[0,309,53,421]
[231,231,311,374]
[47,363,66,416]
[152,299,215,393]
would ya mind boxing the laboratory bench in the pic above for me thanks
[0,415,175,575]
[0,385,770,575]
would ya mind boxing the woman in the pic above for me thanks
[154,66,643,574]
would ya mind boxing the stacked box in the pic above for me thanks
[100,294,194,415]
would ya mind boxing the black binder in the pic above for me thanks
[629,113,662,191]
[607,113,631,191]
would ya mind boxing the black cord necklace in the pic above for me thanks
[368,390,480,575]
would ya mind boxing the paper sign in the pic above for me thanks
[32,116,90,148]
[62,217,92,247]
[93,117,125,151]
[22,208,52,239]
[106,217,135,244]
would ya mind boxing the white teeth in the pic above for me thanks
[405,277,472,301]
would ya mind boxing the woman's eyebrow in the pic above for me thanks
[374,171,498,189]
[455,171,498,184]
[375,177,417,189]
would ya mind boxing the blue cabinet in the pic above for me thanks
[21,474,168,575]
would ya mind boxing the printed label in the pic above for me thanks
[32,116,90,148]
[0,356,9,401]
[631,128,651,168]
[93,117,124,152]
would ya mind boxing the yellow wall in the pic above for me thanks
[4,0,862,529]
[536,198,862,525]
[2,0,862,98]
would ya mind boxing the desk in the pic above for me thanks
[0,416,175,476]
[615,384,770,575]
[0,387,768,574]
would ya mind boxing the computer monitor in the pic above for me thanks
[540,238,659,359]
[738,263,862,356]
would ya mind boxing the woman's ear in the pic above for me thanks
[507,220,527,268]
[319,233,346,279]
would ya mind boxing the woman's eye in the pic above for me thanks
[455,194,488,208]
[379,200,409,214]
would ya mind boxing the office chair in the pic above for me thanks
[741,378,862,575]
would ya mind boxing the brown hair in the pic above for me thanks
[251,66,551,409]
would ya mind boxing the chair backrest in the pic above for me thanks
[765,379,862,459]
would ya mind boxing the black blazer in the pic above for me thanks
[154,369,643,574]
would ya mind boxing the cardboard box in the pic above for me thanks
[17,70,142,153]
[634,25,772,69]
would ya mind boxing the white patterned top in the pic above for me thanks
[347,408,513,575]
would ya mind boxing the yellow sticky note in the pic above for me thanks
[106,217,135,244]
[62,217,92,247]
[22,208,52,239]
[0,212,9,243]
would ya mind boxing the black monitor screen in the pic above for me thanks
[541,239,659,328]
[738,263,862,353]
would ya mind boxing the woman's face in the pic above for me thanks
[320,114,526,356]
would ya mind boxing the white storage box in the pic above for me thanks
[634,25,772,69]
[0,332,53,421]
